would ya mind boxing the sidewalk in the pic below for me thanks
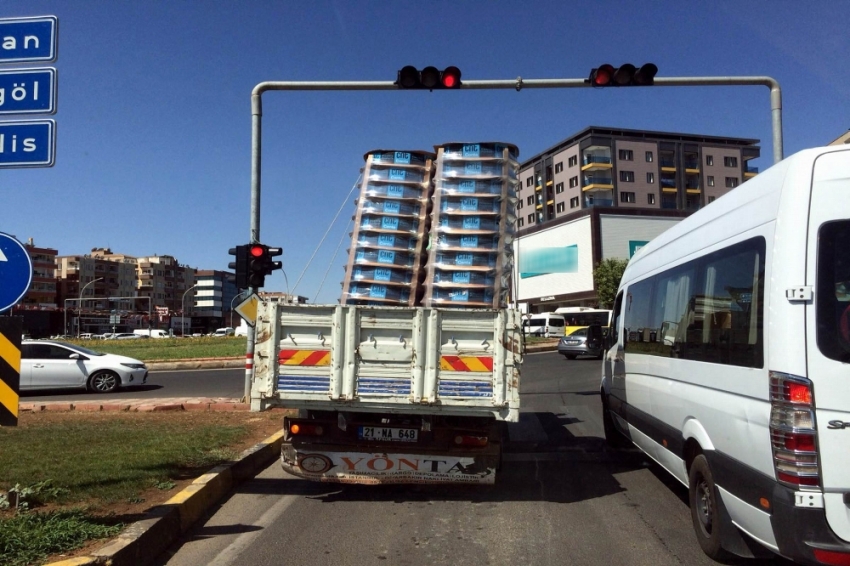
[19,397,249,413]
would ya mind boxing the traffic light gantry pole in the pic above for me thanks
[243,72,782,406]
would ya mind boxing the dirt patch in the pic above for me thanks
[2,409,289,564]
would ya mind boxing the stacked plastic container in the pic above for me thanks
[423,142,519,308]
[341,150,435,306]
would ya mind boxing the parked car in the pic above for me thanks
[212,327,235,337]
[20,340,148,393]
[557,325,605,360]
[110,333,144,340]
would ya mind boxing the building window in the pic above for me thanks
[526,177,533,187]
[645,151,654,162]
[568,155,577,167]
[619,171,635,182]
[618,149,634,161]
[556,202,565,213]
[555,162,563,173]
[526,195,534,205]
[517,217,524,227]
[646,172,655,184]
[706,155,714,166]
[569,176,578,188]
[648,193,656,205]
[724,156,739,167]
[570,196,579,209]
[708,196,716,203]
[527,213,534,223]
[555,182,564,194]
[707,176,715,187]
[517,199,523,210]
[620,191,636,203]
[726,177,739,188]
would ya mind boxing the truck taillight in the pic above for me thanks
[769,371,820,489]
[290,423,324,436]
[454,435,489,447]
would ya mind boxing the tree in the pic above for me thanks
[594,258,629,309]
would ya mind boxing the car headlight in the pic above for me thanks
[121,363,146,369]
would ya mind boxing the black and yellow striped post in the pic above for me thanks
[0,317,22,427]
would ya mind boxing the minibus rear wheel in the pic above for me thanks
[688,454,731,560]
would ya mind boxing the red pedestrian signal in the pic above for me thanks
[396,66,462,90]
[589,63,657,87]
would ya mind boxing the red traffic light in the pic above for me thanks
[250,245,265,257]
[441,66,461,89]
[396,66,462,90]
[589,63,657,87]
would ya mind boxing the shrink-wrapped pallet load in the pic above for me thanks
[423,142,519,308]
[340,150,435,306]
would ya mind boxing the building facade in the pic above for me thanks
[194,269,241,329]
[514,127,760,313]
[134,255,196,313]
[21,239,58,308]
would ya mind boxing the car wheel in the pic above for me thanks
[601,393,630,449]
[88,370,119,393]
[688,454,731,560]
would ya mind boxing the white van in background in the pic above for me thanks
[133,329,170,339]
[601,146,850,564]
[522,313,566,337]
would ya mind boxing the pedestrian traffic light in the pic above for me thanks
[396,66,462,90]
[588,63,657,87]
[246,244,283,289]
[227,245,248,290]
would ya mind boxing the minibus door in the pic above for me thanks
[805,149,850,543]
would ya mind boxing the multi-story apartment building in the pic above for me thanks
[134,255,195,313]
[194,269,240,329]
[21,239,58,308]
[516,126,759,228]
[514,126,760,313]
[56,250,137,311]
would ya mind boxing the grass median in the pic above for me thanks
[64,335,247,362]
[0,410,283,566]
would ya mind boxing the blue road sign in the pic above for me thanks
[0,16,57,63]
[0,119,55,167]
[0,68,56,115]
[0,232,33,313]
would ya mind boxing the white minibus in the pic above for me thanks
[522,313,566,337]
[601,146,850,565]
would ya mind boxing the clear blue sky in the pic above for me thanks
[0,1,847,304]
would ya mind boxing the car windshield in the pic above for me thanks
[52,342,106,357]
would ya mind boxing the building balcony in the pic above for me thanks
[581,155,613,171]
[660,178,677,189]
[581,175,613,191]
[661,200,678,210]
[744,166,758,177]
[584,197,614,208]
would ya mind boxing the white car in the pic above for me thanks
[20,340,148,393]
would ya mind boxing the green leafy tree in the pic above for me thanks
[594,258,629,308]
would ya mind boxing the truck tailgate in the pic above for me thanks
[251,304,522,421]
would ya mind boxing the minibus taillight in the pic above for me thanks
[769,371,820,489]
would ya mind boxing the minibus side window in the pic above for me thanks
[688,240,765,368]
[817,221,850,363]
[623,278,655,353]
[611,292,624,344]
[651,265,697,358]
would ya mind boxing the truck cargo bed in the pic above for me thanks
[250,304,522,422]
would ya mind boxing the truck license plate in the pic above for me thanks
[358,426,418,442]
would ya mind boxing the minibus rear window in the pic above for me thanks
[816,221,850,362]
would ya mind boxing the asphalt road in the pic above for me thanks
[20,367,247,401]
[150,352,789,566]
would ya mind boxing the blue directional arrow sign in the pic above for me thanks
[0,120,55,167]
[0,232,33,313]
[0,68,56,115]
[0,16,57,63]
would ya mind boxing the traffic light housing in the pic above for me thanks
[247,244,283,289]
[588,63,657,87]
[227,245,248,290]
[396,66,462,90]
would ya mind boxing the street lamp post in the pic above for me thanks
[77,277,103,338]
[181,284,198,337]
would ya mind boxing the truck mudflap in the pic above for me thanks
[281,444,498,485]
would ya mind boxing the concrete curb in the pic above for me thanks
[146,358,244,371]
[44,430,286,566]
